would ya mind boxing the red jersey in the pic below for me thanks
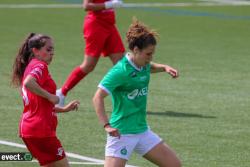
[19,58,57,138]
[86,0,115,25]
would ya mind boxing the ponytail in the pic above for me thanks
[11,33,50,86]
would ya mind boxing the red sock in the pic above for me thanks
[61,66,87,95]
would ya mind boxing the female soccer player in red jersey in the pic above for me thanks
[12,33,79,167]
[56,0,125,106]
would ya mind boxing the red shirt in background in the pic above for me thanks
[86,0,116,25]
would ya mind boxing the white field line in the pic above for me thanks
[0,1,250,9]
[0,4,81,8]
[22,159,103,165]
[0,140,137,167]
[200,0,250,5]
[0,139,103,164]
[0,140,27,148]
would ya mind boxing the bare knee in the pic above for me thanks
[173,157,182,167]
[79,64,94,73]
[109,53,124,65]
[104,156,126,167]
[163,153,181,167]
[158,157,181,167]
[79,55,99,73]
[43,157,69,167]
[170,156,182,167]
[79,61,96,73]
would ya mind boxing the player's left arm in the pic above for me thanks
[150,62,179,78]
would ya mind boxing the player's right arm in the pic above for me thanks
[83,0,123,11]
[93,88,120,137]
[23,75,59,104]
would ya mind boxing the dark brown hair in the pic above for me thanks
[11,33,51,86]
[126,18,158,51]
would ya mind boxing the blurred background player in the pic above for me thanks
[56,0,125,106]
[11,33,80,167]
[93,19,181,167]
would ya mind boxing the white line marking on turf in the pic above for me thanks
[68,161,103,165]
[23,159,103,165]
[0,1,250,8]
[0,4,81,8]
[0,140,27,148]
[0,140,137,167]
[200,0,250,5]
[0,139,103,165]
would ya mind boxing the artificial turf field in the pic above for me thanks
[0,0,250,166]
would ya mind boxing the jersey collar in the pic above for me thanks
[125,53,143,71]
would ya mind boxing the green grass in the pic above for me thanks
[0,0,57,4]
[0,0,250,167]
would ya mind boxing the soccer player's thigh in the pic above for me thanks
[84,21,108,57]
[105,156,127,167]
[143,142,181,167]
[104,27,125,64]
[45,157,69,167]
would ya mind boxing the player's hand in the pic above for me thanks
[165,66,179,78]
[64,100,80,112]
[105,0,123,9]
[105,126,120,138]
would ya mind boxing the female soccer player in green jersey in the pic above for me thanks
[93,19,181,167]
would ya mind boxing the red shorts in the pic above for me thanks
[22,137,66,166]
[83,17,125,57]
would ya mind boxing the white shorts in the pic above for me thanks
[105,129,162,160]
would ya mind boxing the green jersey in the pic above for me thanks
[99,53,150,134]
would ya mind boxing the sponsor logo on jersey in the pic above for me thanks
[130,71,137,77]
[127,87,148,100]
[140,76,147,81]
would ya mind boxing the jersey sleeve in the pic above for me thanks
[28,63,48,85]
[98,66,125,95]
